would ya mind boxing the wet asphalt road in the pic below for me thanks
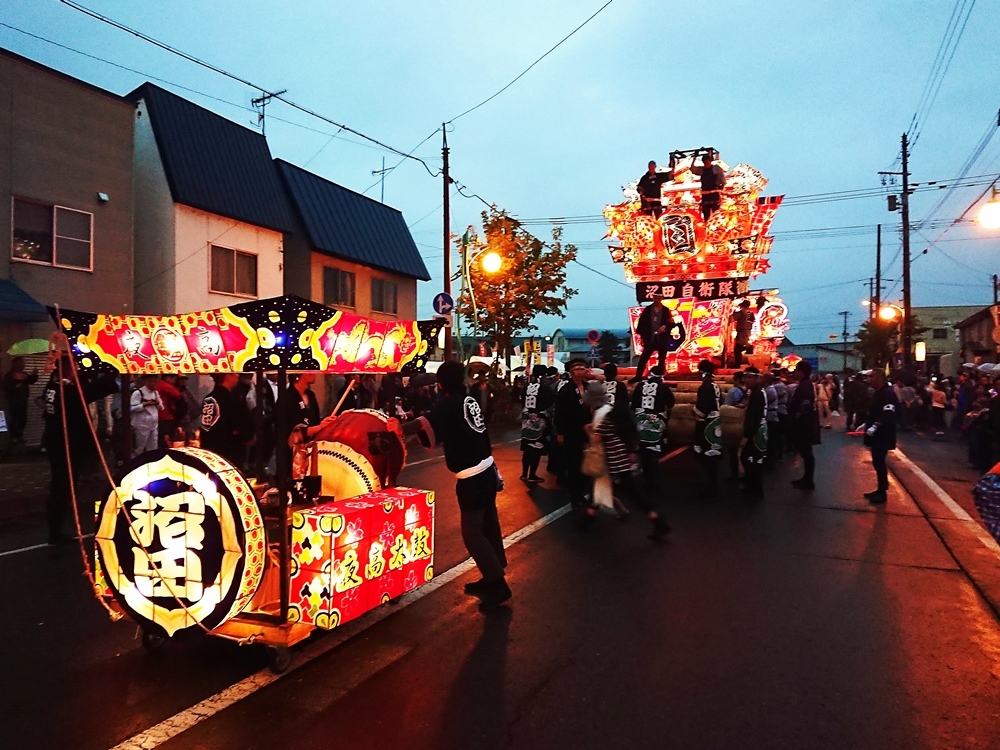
[3,428,1000,749]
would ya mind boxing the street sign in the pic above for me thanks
[586,329,601,345]
[432,292,454,315]
[546,344,555,367]
[588,345,599,359]
[432,313,452,328]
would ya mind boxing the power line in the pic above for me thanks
[57,0,440,175]
[447,0,615,123]
[0,21,398,156]
[907,0,978,148]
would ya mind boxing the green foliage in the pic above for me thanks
[854,313,925,366]
[457,207,577,358]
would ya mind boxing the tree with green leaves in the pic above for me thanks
[457,208,577,367]
[854,313,926,368]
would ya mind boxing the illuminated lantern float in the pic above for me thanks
[61,295,442,668]
[606,150,789,373]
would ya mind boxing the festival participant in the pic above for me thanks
[630,301,686,383]
[789,361,820,490]
[587,381,671,539]
[723,370,747,483]
[693,360,723,494]
[520,365,554,483]
[637,160,670,217]
[42,356,90,545]
[396,361,510,610]
[555,358,594,517]
[130,375,162,456]
[601,362,629,416]
[2,356,38,446]
[859,369,898,504]
[770,370,788,460]
[155,374,183,448]
[740,367,768,497]
[630,365,675,490]
[200,373,253,468]
[691,151,726,220]
[730,300,755,368]
[762,371,781,466]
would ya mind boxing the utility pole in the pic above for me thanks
[442,124,452,361]
[839,310,850,372]
[875,223,882,315]
[371,157,389,203]
[868,277,875,321]
[900,133,913,368]
[993,274,998,306]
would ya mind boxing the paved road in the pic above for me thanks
[4,429,1000,749]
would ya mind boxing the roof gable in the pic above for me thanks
[276,160,430,281]
[0,279,50,322]
[128,83,295,233]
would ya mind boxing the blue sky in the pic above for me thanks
[5,0,999,344]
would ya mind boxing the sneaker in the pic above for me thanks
[862,489,881,499]
[477,578,512,610]
[527,474,544,483]
[832,411,840,417]
[867,491,887,504]
[791,478,815,490]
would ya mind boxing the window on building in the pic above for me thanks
[323,267,356,307]
[210,245,257,297]
[12,198,92,270]
[371,278,398,315]
[932,328,948,340]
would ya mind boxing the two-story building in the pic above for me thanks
[955,305,998,366]
[0,47,135,445]
[129,83,295,317]
[276,159,428,320]
[911,305,982,375]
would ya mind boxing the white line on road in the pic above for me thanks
[0,533,94,559]
[892,448,1000,557]
[110,503,572,750]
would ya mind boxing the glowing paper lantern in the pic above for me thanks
[288,487,434,630]
[628,299,731,374]
[94,448,265,637]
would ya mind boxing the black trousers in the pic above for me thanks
[845,410,860,431]
[611,470,658,517]
[8,401,28,441]
[456,470,507,581]
[796,439,815,483]
[634,343,667,380]
[701,197,720,221]
[46,440,80,541]
[564,440,589,509]
[766,418,783,460]
[521,446,543,477]
[870,446,889,492]
[639,449,660,490]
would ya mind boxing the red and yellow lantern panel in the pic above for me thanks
[53,294,442,376]
[289,487,435,630]
[94,448,265,637]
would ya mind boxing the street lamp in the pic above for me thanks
[878,303,903,321]
[979,186,1000,230]
[459,227,503,360]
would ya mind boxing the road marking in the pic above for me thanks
[404,438,519,468]
[892,448,1000,557]
[110,503,572,750]
[0,533,94,559]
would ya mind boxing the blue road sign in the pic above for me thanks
[589,346,600,359]
[432,292,455,315]
[586,329,601,345]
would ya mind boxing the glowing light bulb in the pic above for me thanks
[879,306,898,321]
[979,194,1000,230]
[480,251,503,274]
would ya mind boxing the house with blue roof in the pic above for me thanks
[129,83,296,316]
[276,160,429,321]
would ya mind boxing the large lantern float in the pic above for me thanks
[607,149,789,373]
[56,295,443,671]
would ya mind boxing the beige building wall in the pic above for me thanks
[173,204,284,314]
[308,253,417,320]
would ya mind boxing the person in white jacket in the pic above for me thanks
[130,375,162,456]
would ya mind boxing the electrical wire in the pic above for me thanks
[447,0,615,123]
[0,21,398,156]
[908,0,978,148]
[57,0,440,175]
